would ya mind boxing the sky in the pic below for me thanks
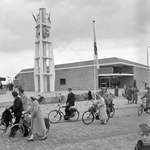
[0,0,150,80]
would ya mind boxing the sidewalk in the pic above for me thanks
[0,90,142,119]
[0,90,142,109]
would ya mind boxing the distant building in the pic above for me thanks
[15,57,150,91]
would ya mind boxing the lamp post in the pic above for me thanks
[147,46,150,66]
[147,46,150,85]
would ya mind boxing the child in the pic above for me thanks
[134,123,150,150]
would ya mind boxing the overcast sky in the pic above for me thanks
[0,0,150,79]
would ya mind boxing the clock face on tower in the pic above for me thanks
[43,26,50,39]
[36,26,50,39]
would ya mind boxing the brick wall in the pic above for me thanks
[17,73,34,91]
[55,66,98,90]
[120,76,134,88]
[134,66,150,90]
[99,67,113,74]
[16,65,149,92]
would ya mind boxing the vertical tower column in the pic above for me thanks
[34,8,55,93]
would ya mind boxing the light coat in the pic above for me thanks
[97,97,108,121]
[20,93,28,111]
[25,100,46,135]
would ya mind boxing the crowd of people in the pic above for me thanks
[8,87,47,141]
[2,84,150,148]
[121,86,139,104]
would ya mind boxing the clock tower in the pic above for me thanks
[34,8,55,93]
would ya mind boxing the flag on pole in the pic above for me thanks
[32,13,37,22]
[93,21,99,69]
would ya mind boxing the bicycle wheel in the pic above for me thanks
[69,110,79,122]
[36,118,50,137]
[8,124,25,142]
[82,111,94,125]
[109,107,115,118]
[48,110,61,124]
[0,120,6,135]
[138,105,143,116]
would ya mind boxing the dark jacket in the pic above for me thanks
[66,92,75,106]
[88,91,93,100]
[141,89,150,101]
[135,140,150,150]
[10,96,23,116]
[127,88,133,101]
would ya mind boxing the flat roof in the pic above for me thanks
[19,57,148,74]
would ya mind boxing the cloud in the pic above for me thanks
[1,0,150,77]
[1,0,148,53]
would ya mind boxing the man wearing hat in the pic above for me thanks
[135,123,150,149]
[9,91,23,137]
[65,88,75,120]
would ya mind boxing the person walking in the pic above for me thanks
[96,95,108,125]
[65,88,75,120]
[87,90,93,104]
[19,89,28,111]
[132,86,139,104]
[127,86,133,104]
[23,96,47,141]
[114,86,119,96]
[9,91,23,137]
[19,89,29,136]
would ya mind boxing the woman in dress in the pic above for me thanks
[23,96,47,141]
[96,95,108,125]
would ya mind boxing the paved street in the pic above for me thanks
[0,91,148,150]
[0,103,150,150]
[0,109,149,150]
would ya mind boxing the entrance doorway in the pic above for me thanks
[99,76,120,88]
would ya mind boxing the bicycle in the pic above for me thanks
[0,108,15,136]
[7,114,50,142]
[82,102,109,125]
[48,103,80,124]
[138,99,150,116]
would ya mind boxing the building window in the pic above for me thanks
[60,78,66,85]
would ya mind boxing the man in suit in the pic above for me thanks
[65,88,75,120]
[9,91,23,137]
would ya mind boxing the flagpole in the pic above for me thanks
[94,56,96,100]
[93,20,98,100]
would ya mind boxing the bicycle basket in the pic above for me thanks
[88,106,97,113]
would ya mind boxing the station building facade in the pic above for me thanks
[15,57,150,91]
